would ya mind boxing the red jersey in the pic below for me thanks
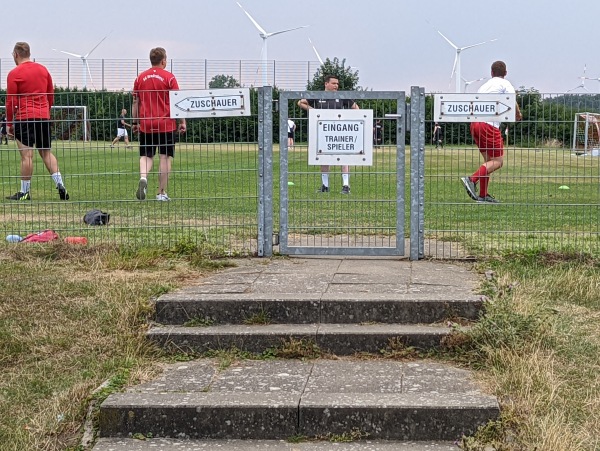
[6,61,54,124]
[133,67,179,133]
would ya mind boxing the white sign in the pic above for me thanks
[433,93,516,122]
[170,88,251,119]
[308,109,373,166]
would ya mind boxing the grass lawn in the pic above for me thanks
[1,140,598,256]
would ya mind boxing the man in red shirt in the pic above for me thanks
[131,47,186,201]
[5,42,69,201]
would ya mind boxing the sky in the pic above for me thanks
[2,0,600,94]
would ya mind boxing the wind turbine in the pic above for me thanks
[437,30,498,93]
[53,34,110,89]
[583,74,600,93]
[308,37,324,65]
[567,65,590,92]
[461,76,487,92]
[236,2,308,86]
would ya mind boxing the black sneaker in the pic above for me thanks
[477,194,500,204]
[6,191,31,201]
[57,183,69,200]
[317,184,329,193]
[341,185,350,195]
[460,176,478,200]
[136,178,148,200]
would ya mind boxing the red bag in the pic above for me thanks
[22,229,59,243]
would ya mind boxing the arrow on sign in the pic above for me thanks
[175,95,243,112]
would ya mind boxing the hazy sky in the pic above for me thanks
[2,0,599,94]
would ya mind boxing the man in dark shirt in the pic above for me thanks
[111,108,132,148]
[1,113,8,144]
[298,75,358,194]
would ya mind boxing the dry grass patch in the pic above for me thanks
[0,242,222,451]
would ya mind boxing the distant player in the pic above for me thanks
[5,42,69,201]
[1,113,8,144]
[111,108,132,148]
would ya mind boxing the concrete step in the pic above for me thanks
[98,359,498,442]
[154,294,483,326]
[148,323,453,355]
[93,437,459,450]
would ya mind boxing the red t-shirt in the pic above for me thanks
[133,67,179,133]
[6,61,54,124]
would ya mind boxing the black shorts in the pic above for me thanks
[139,131,176,158]
[288,132,294,139]
[14,119,51,149]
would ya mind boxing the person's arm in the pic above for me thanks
[515,103,523,121]
[46,70,54,108]
[351,101,359,110]
[6,72,17,133]
[298,99,311,111]
[131,96,140,132]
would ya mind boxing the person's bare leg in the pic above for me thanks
[158,154,172,195]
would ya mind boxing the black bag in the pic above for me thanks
[83,209,110,226]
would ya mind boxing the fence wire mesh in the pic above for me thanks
[424,91,600,259]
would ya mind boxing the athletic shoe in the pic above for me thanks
[317,184,329,193]
[460,176,478,200]
[477,194,500,204]
[156,193,171,201]
[136,179,147,200]
[57,183,69,200]
[6,191,31,201]
[341,185,350,195]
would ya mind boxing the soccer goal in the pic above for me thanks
[0,105,90,141]
[572,112,600,154]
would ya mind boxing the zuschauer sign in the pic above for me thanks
[170,88,251,118]
[433,93,516,122]
[308,109,374,166]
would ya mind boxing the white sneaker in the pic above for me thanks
[156,193,170,201]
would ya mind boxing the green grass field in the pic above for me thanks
[1,140,598,256]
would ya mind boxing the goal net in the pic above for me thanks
[0,105,90,141]
[572,112,600,153]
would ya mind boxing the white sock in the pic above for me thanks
[342,173,349,186]
[321,173,329,187]
[51,172,64,186]
[21,180,31,193]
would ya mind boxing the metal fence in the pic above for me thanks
[0,59,321,91]
[423,91,600,259]
[1,87,599,259]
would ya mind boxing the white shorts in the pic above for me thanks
[116,128,128,138]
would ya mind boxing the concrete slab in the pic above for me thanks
[93,438,459,450]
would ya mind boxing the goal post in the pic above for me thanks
[0,105,90,141]
[572,112,600,153]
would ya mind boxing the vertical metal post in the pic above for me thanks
[410,86,426,260]
[257,87,274,257]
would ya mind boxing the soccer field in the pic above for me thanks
[1,141,599,256]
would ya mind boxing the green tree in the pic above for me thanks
[209,74,241,89]
[306,57,359,91]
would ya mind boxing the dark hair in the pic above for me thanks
[149,47,167,66]
[491,61,507,77]
[324,74,338,84]
[13,42,31,58]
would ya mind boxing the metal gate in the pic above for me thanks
[277,90,419,257]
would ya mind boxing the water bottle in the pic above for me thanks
[6,234,23,243]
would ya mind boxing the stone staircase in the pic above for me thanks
[94,258,498,450]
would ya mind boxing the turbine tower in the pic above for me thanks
[437,30,497,93]
[236,2,308,86]
[53,34,110,89]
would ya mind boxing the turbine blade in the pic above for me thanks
[85,60,95,89]
[84,34,110,58]
[57,50,83,58]
[268,25,308,38]
[461,38,498,51]
[450,54,458,80]
[437,30,458,50]
[237,2,267,36]
[309,38,324,65]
